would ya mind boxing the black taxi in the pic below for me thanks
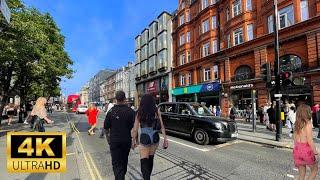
[158,102,238,145]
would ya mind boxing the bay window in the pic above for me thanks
[187,31,191,43]
[202,0,209,10]
[212,39,218,53]
[279,5,294,29]
[300,0,309,21]
[247,24,253,41]
[212,16,217,29]
[233,28,244,46]
[246,0,252,11]
[204,68,211,81]
[180,33,185,45]
[268,15,274,33]
[202,42,210,57]
[180,15,185,26]
[202,19,210,33]
[233,0,242,17]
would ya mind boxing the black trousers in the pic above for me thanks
[110,141,131,180]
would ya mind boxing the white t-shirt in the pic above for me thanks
[106,103,114,114]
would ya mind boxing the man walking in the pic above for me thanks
[104,91,135,180]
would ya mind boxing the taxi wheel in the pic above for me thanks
[193,129,209,145]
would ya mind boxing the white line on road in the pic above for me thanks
[67,152,76,156]
[287,174,295,179]
[87,152,103,180]
[293,168,298,171]
[160,137,210,152]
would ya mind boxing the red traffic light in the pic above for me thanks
[281,71,293,86]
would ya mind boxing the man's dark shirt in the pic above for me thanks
[104,104,135,143]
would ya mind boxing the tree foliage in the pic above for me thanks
[0,0,73,113]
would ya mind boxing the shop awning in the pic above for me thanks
[172,82,221,96]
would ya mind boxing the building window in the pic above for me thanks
[180,15,185,26]
[202,0,209,10]
[280,55,303,72]
[186,11,190,22]
[227,34,231,48]
[212,16,217,29]
[212,39,218,53]
[226,7,230,21]
[180,74,186,86]
[180,33,185,45]
[268,15,274,33]
[300,0,309,21]
[247,24,253,41]
[158,32,167,51]
[234,65,253,81]
[279,5,294,29]
[158,50,167,68]
[180,53,186,65]
[187,31,191,43]
[213,65,219,80]
[187,50,191,62]
[187,72,192,85]
[204,68,211,81]
[233,0,242,17]
[202,19,210,33]
[202,42,210,57]
[233,28,244,46]
[246,0,252,11]
[211,0,217,5]
[181,1,185,9]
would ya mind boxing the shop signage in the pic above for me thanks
[146,80,158,93]
[230,84,254,90]
[200,82,220,93]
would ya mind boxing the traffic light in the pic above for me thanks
[261,63,271,83]
[281,71,293,86]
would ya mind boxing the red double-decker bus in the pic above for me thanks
[67,94,81,112]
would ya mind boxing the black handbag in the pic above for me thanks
[32,115,45,132]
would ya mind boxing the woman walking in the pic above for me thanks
[131,94,168,180]
[5,103,15,126]
[86,103,99,135]
[293,104,318,180]
[31,97,54,131]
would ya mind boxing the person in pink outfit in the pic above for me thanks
[293,104,319,180]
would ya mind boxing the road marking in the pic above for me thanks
[87,152,103,180]
[286,174,295,179]
[66,114,96,180]
[160,137,210,152]
[67,152,76,156]
[293,168,298,171]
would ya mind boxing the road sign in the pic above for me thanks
[0,0,11,24]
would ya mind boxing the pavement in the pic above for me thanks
[236,119,320,150]
[0,112,319,180]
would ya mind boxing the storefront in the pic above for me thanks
[172,82,221,106]
[136,75,170,104]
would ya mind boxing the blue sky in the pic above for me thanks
[23,0,178,95]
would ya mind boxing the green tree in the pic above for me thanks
[0,0,73,120]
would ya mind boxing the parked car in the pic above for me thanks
[158,102,238,145]
[76,105,88,114]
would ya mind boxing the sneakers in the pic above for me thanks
[23,121,29,125]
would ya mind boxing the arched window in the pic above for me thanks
[280,55,302,72]
[234,65,253,81]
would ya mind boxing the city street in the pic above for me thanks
[1,111,319,180]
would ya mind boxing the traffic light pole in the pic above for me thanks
[273,0,282,141]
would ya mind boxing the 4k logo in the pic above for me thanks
[7,132,66,173]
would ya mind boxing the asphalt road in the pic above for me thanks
[0,111,319,180]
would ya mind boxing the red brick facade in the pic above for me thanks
[172,0,320,117]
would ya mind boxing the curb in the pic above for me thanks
[237,136,293,149]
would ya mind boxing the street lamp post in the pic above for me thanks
[273,0,282,141]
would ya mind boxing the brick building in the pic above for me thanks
[172,0,320,117]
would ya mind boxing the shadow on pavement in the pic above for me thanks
[152,149,227,180]
[25,173,47,180]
